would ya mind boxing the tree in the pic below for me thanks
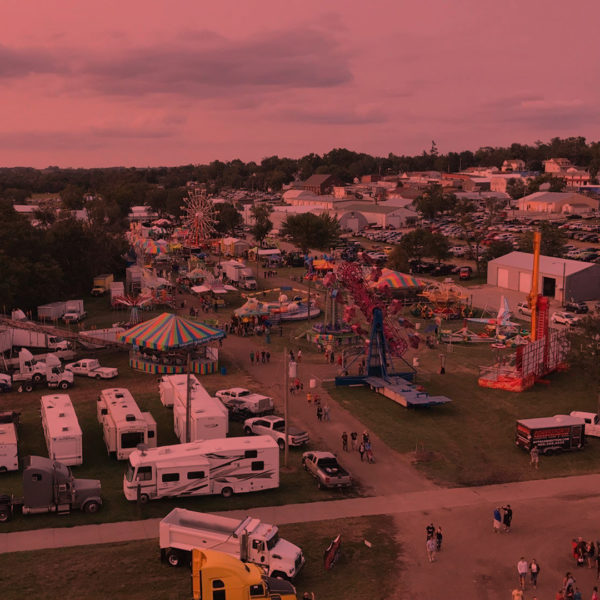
[214,202,242,235]
[506,178,526,200]
[413,184,455,220]
[250,205,273,247]
[485,240,514,261]
[399,228,431,263]
[426,232,450,264]
[60,184,85,210]
[280,213,340,253]
[386,245,409,272]
[519,222,566,258]
[569,314,600,415]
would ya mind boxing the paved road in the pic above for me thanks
[2,472,599,554]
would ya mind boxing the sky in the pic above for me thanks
[1,0,599,168]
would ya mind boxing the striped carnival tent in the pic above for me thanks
[118,312,225,351]
[373,268,425,291]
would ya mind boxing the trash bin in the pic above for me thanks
[220,366,227,375]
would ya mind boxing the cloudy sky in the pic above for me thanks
[1,0,598,167]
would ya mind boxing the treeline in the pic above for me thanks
[0,200,126,311]
[2,137,600,217]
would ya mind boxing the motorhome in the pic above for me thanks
[160,374,228,442]
[40,394,83,466]
[97,388,157,460]
[123,436,279,502]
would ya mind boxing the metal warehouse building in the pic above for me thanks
[487,252,600,302]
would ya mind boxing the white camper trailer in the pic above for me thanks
[160,374,228,442]
[97,388,157,460]
[0,421,18,472]
[40,394,83,466]
[123,436,279,502]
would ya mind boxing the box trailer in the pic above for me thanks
[0,421,18,472]
[97,388,157,460]
[37,302,67,321]
[110,282,125,307]
[160,508,305,578]
[515,415,585,455]
[160,374,228,442]
[123,436,279,502]
[40,394,83,466]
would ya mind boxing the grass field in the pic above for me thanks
[0,515,400,600]
[328,339,600,486]
[1,346,359,532]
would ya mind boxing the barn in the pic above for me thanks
[487,252,600,302]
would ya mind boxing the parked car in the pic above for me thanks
[301,451,352,490]
[550,311,581,327]
[243,415,309,450]
[516,302,532,316]
[565,301,589,314]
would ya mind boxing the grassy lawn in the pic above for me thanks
[0,515,400,600]
[328,340,600,486]
[1,347,359,532]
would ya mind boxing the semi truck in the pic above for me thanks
[97,388,157,459]
[159,374,228,442]
[160,508,305,579]
[91,274,114,296]
[123,436,279,502]
[515,415,585,455]
[1,327,70,351]
[191,550,297,600]
[41,394,83,466]
[12,353,74,392]
[0,455,102,522]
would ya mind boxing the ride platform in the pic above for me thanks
[364,376,452,408]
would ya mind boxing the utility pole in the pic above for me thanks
[185,351,192,443]
[283,347,289,468]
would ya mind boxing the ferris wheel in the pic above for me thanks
[181,188,216,247]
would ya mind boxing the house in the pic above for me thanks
[543,158,573,174]
[487,251,600,302]
[302,174,337,195]
[517,191,598,214]
[336,203,418,232]
[501,159,526,173]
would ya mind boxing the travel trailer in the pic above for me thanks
[40,394,83,466]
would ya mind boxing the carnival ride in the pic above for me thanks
[180,188,216,248]
[410,280,473,320]
[334,262,451,408]
[478,232,570,392]
[112,293,154,325]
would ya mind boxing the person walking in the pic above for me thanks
[530,559,540,590]
[266,351,270,363]
[341,431,348,452]
[503,504,513,533]
[358,441,365,461]
[322,403,330,422]
[297,349,302,363]
[530,446,539,469]
[518,557,528,590]
[316,405,323,422]
[249,351,254,365]
[350,431,358,450]
[591,586,598,600]
[436,526,443,551]
[261,350,266,363]
[493,507,502,533]
[426,536,436,563]
[365,440,374,463]
[426,523,435,540]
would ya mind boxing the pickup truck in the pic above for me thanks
[65,359,118,380]
[62,311,87,323]
[570,411,600,437]
[216,388,274,419]
[244,415,309,450]
[301,451,352,489]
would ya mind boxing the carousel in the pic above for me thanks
[118,312,225,375]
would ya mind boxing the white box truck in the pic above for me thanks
[159,508,305,579]
[221,260,257,290]
[40,394,83,466]
[161,374,228,442]
[97,388,157,460]
[123,436,279,502]
[0,421,18,472]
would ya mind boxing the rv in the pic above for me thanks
[40,394,83,466]
[0,421,18,472]
[123,436,279,502]
[160,374,228,442]
[97,388,157,460]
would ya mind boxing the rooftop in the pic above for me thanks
[489,251,597,277]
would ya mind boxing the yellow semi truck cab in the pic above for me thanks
[192,549,297,600]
